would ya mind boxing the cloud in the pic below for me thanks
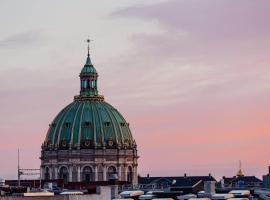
[108,0,270,178]
[113,0,270,39]
[108,0,270,108]
[0,30,42,48]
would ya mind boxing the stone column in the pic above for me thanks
[40,167,44,180]
[54,166,58,179]
[117,165,121,181]
[77,166,81,182]
[124,165,128,182]
[94,165,98,181]
[69,165,72,182]
[103,165,107,181]
[49,167,53,180]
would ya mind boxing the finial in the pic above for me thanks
[239,160,242,169]
[86,37,93,57]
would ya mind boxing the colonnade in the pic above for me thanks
[42,164,137,184]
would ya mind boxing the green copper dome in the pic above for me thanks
[43,50,136,150]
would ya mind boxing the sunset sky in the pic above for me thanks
[0,0,270,180]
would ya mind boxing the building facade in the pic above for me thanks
[40,45,138,184]
[263,166,270,188]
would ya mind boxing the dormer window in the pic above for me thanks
[120,122,125,127]
[64,122,71,128]
[50,123,56,128]
[82,121,91,127]
[104,122,110,127]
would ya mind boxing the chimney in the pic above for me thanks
[147,174,150,179]
[209,173,212,177]
[184,173,187,177]
[268,166,270,174]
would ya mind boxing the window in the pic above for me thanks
[127,166,133,183]
[104,122,110,127]
[82,121,91,127]
[50,123,56,128]
[107,166,117,181]
[59,166,69,184]
[82,166,94,182]
[64,122,71,128]
[87,80,90,89]
[45,167,50,180]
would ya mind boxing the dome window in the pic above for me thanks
[104,122,110,127]
[82,121,91,127]
[120,122,125,127]
[64,122,71,128]
[50,123,56,128]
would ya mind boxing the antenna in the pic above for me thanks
[17,149,41,188]
[18,149,20,186]
[239,160,242,170]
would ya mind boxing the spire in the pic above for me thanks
[85,38,93,66]
[236,160,245,177]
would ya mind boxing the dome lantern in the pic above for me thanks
[79,39,98,97]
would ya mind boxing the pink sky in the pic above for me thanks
[0,0,270,180]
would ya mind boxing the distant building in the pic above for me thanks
[220,176,262,188]
[40,42,138,185]
[0,178,5,187]
[138,174,216,194]
[218,162,262,189]
[263,166,270,188]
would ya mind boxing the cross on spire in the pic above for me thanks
[86,37,93,57]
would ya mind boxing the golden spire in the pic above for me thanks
[236,160,245,177]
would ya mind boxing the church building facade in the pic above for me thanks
[40,42,138,185]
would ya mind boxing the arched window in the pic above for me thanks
[127,166,133,183]
[45,167,50,180]
[59,166,69,183]
[91,80,94,88]
[82,166,94,182]
[107,166,117,181]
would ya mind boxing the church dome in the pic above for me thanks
[43,44,136,150]
[44,100,134,149]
